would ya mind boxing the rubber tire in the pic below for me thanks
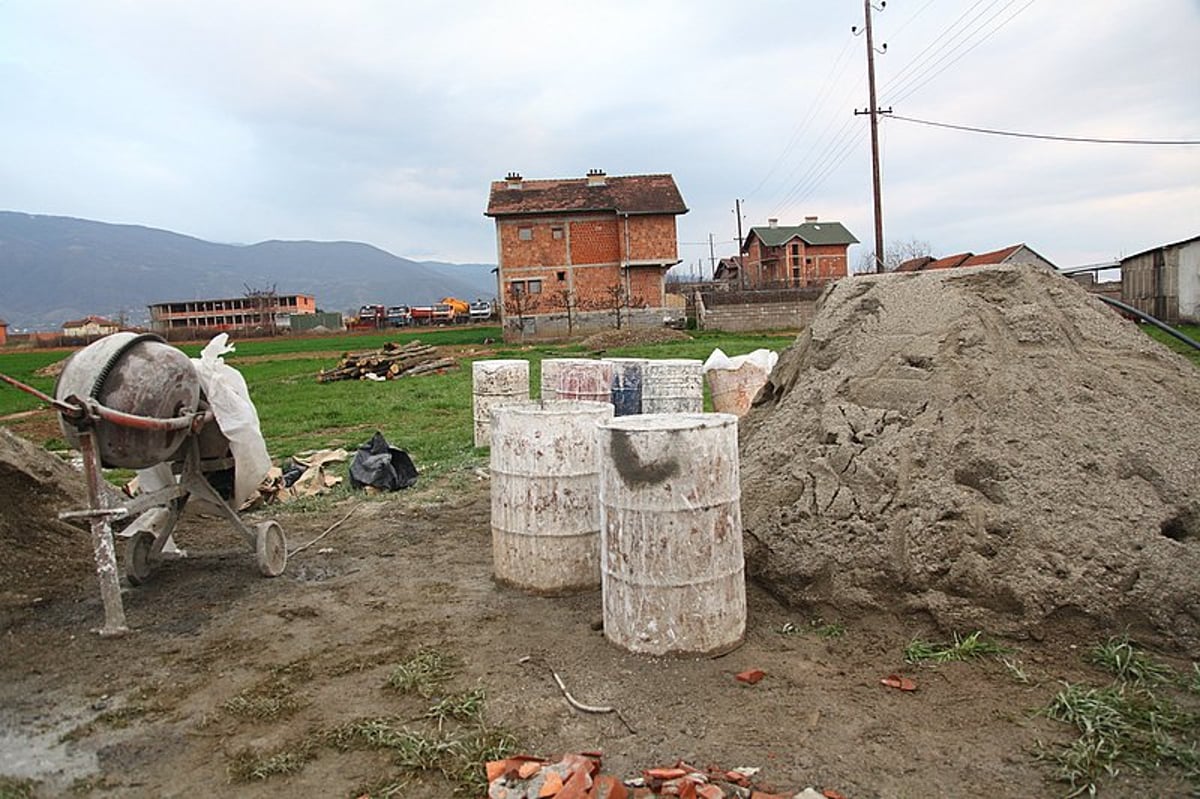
[125,529,156,586]
[255,520,287,577]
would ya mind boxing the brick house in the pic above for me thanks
[895,243,1055,273]
[740,217,858,288]
[0,319,7,347]
[484,170,688,339]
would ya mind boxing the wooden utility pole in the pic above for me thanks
[855,1,889,273]
[708,233,717,279]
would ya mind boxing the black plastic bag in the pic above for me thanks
[349,431,418,491]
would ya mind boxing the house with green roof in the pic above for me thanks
[740,216,858,288]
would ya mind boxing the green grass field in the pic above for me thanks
[0,327,797,479]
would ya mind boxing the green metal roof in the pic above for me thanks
[746,221,858,248]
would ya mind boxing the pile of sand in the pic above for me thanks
[0,428,96,603]
[582,327,691,351]
[739,265,1200,654]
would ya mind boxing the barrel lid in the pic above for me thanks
[473,358,529,370]
[600,412,737,432]
[494,399,614,417]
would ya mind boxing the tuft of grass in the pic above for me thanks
[0,776,39,799]
[386,649,457,698]
[1086,635,1175,686]
[778,618,846,639]
[227,743,316,782]
[903,630,1010,664]
[223,663,310,720]
[1039,680,1199,797]
[1188,663,1200,695]
[1000,656,1031,685]
[424,688,486,726]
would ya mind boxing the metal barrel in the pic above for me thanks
[641,358,704,414]
[539,358,597,400]
[597,412,745,655]
[554,359,614,404]
[603,357,648,416]
[472,359,530,448]
[489,400,614,595]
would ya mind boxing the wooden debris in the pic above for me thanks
[316,341,456,382]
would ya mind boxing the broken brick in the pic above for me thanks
[735,669,766,685]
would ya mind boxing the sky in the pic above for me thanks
[2,0,1197,275]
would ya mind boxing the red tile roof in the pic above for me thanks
[964,245,1023,266]
[485,173,688,217]
[62,315,117,328]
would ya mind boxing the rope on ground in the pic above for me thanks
[288,503,360,557]
[518,655,636,733]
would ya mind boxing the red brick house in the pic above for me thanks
[740,217,858,288]
[0,319,7,347]
[484,170,688,338]
[895,243,1055,272]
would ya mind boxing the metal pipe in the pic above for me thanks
[76,430,130,637]
[1096,295,1200,351]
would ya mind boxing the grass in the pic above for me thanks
[1141,322,1200,367]
[1038,637,1200,797]
[0,776,39,799]
[903,630,1010,664]
[1086,635,1176,686]
[386,649,458,698]
[227,742,317,782]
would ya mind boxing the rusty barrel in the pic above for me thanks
[641,359,704,414]
[597,413,745,655]
[539,358,597,401]
[602,357,648,416]
[490,400,614,595]
[472,359,530,447]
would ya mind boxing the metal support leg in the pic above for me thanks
[77,431,130,637]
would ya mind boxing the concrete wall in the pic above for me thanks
[503,306,681,341]
[1179,240,1200,323]
[697,293,818,332]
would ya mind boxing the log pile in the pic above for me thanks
[317,341,456,383]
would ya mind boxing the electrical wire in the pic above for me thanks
[889,114,1200,145]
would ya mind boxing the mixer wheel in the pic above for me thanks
[125,530,157,586]
[255,521,287,577]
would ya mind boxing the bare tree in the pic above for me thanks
[855,237,934,273]
[555,287,578,337]
[599,281,647,330]
[503,284,537,341]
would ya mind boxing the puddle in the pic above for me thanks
[0,724,98,790]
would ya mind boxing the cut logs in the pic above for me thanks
[316,341,456,383]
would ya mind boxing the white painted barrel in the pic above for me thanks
[641,359,704,414]
[598,413,745,656]
[490,400,615,595]
[539,358,597,400]
[554,359,614,404]
[472,359,530,447]
[602,357,648,417]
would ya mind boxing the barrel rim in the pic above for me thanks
[491,399,614,418]
[598,412,737,432]
[643,358,703,367]
[472,358,530,369]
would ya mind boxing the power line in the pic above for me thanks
[885,0,1038,106]
[889,114,1200,145]
[879,0,993,95]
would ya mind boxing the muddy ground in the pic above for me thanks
[1,467,1196,798]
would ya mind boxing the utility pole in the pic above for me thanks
[708,233,717,279]
[854,1,890,273]
[734,199,746,289]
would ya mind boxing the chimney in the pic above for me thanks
[587,168,607,186]
[804,215,818,223]
[767,217,778,228]
[505,172,523,190]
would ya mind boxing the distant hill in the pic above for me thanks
[0,212,497,331]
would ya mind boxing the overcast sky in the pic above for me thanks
[2,0,1197,274]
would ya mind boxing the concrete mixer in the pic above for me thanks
[1,332,287,636]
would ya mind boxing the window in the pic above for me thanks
[556,271,566,281]
[509,280,525,294]
[518,227,533,241]
[551,226,564,240]
[805,257,813,265]
[528,279,543,294]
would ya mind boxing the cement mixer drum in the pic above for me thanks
[55,332,201,468]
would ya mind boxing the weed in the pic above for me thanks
[424,688,486,726]
[227,743,316,782]
[0,776,38,799]
[1086,636,1174,686]
[1000,656,1031,685]
[1039,680,1199,796]
[386,649,457,698]
[903,630,1010,664]
[1188,663,1200,695]
[223,662,310,720]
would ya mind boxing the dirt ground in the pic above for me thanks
[1,469,1195,799]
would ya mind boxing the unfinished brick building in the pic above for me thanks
[484,170,688,339]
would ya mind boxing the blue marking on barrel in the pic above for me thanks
[609,361,643,416]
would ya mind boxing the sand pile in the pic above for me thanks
[739,264,1200,654]
[0,428,96,603]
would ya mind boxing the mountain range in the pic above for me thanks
[0,212,497,331]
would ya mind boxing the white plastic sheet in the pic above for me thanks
[192,334,272,506]
[702,347,778,375]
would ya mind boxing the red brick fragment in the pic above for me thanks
[593,774,628,799]
[539,770,564,797]
[519,760,543,779]
[645,767,689,780]
[735,669,766,685]
[823,790,848,799]
[696,786,726,799]
[555,765,594,799]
